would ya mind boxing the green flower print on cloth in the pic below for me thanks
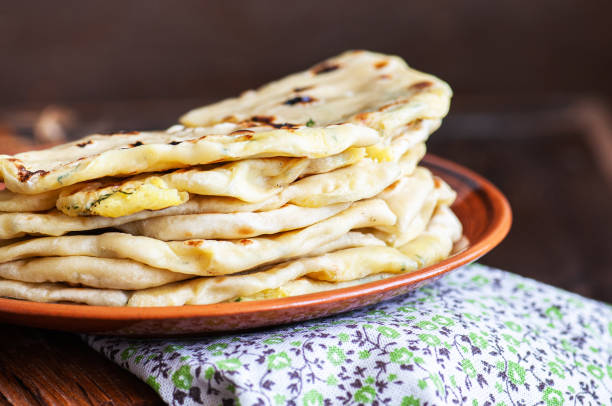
[87,264,612,406]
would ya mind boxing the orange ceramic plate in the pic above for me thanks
[0,155,511,336]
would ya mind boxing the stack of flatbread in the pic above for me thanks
[0,50,462,306]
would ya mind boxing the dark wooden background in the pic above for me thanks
[1,0,612,105]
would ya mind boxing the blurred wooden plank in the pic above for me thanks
[0,325,163,405]
[572,100,612,186]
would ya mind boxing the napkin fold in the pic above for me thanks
[87,264,612,406]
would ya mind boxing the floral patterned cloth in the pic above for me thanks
[87,264,612,406]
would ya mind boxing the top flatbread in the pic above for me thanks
[0,50,450,194]
[181,50,451,138]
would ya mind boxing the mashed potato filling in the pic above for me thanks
[57,177,189,218]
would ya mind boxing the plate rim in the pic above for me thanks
[0,154,512,321]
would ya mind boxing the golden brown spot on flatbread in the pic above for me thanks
[251,116,275,124]
[231,130,255,136]
[405,118,423,129]
[311,62,340,75]
[231,133,254,141]
[186,134,211,144]
[433,178,442,188]
[238,239,253,246]
[399,119,424,132]
[222,115,239,123]
[354,112,372,122]
[237,226,255,236]
[76,140,93,148]
[385,181,400,192]
[185,240,203,247]
[378,98,413,112]
[19,169,49,183]
[374,60,389,69]
[409,81,433,91]
[8,159,50,183]
[231,130,255,140]
[379,74,392,80]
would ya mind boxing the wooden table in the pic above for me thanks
[0,97,610,404]
[0,324,162,405]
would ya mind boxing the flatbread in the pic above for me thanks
[0,147,364,214]
[277,157,401,207]
[0,232,383,306]
[0,256,191,289]
[373,169,456,246]
[0,146,424,239]
[0,278,129,306]
[53,150,394,218]
[49,121,429,218]
[53,149,366,217]
[127,203,461,306]
[264,142,423,209]
[0,116,435,215]
[310,205,461,282]
[0,118,429,220]
[0,189,60,212]
[116,150,429,241]
[394,205,462,268]
[0,123,378,194]
[0,208,191,239]
[0,206,461,306]
[0,199,396,275]
[118,203,350,240]
[306,232,385,256]
[371,167,433,243]
[181,50,451,140]
[235,274,392,301]
[127,248,410,307]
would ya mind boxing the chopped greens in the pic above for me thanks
[87,192,114,210]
